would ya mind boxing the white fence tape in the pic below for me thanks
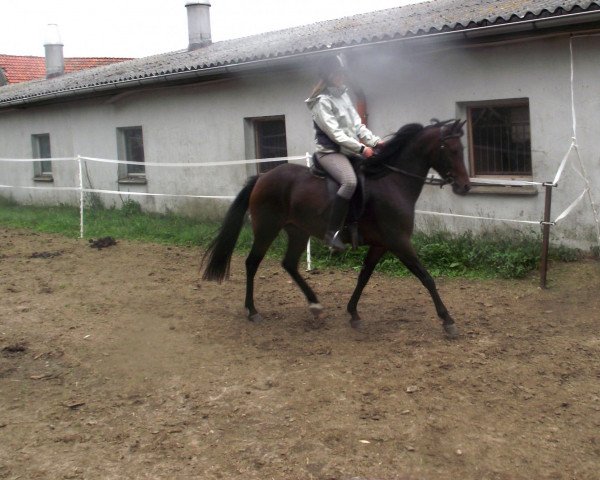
[554,188,589,225]
[82,187,235,200]
[0,152,591,231]
[78,155,307,167]
[0,157,78,162]
[415,210,541,225]
[552,140,576,186]
[0,183,80,192]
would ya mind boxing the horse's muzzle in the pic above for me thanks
[452,181,471,195]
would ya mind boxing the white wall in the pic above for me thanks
[0,34,598,248]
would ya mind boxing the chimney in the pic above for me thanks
[186,1,212,50]
[44,24,64,79]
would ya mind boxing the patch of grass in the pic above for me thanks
[0,198,81,236]
[0,197,584,279]
[308,230,581,279]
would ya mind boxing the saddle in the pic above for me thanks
[310,153,367,249]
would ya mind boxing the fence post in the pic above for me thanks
[77,155,84,239]
[305,152,312,271]
[539,183,554,288]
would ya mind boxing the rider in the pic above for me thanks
[305,55,383,252]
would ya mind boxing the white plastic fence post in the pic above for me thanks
[305,152,312,271]
[77,155,84,239]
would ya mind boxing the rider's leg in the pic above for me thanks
[316,153,357,252]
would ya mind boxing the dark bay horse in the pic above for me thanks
[202,120,471,337]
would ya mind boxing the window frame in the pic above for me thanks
[31,133,53,182]
[466,99,532,181]
[117,126,146,184]
[245,116,288,175]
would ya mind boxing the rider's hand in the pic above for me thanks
[362,146,375,158]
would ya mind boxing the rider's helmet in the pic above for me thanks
[318,55,346,81]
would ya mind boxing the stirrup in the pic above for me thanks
[325,230,347,253]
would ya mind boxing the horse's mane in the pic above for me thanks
[360,123,424,175]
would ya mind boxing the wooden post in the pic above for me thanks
[540,183,554,289]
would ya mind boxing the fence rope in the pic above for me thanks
[78,155,307,167]
[0,151,589,228]
[414,210,541,225]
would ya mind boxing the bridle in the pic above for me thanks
[382,123,461,187]
[381,163,449,187]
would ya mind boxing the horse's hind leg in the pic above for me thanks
[282,225,323,321]
[245,222,281,323]
[391,241,459,338]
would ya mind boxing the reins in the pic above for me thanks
[381,163,449,187]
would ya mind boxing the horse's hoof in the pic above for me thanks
[309,303,324,319]
[248,313,264,323]
[350,318,363,330]
[443,323,459,339]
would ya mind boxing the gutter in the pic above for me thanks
[2,9,600,109]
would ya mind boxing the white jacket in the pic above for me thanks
[305,86,380,156]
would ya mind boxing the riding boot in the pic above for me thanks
[324,195,350,252]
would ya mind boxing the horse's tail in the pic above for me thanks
[201,175,259,282]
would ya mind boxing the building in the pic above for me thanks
[0,0,599,248]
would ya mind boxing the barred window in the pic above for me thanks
[252,117,288,174]
[468,103,531,177]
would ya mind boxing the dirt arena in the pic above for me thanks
[1,227,599,479]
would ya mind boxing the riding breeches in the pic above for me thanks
[316,153,357,200]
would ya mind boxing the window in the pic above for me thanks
[117,126,146,182]
[468,102,531,177]
[250,117,288,174]
[32,133,52,181]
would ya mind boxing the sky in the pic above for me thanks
[0,0,426,58]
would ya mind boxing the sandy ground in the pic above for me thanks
[1,227,599,480]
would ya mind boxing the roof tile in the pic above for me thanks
[0,55,131,84]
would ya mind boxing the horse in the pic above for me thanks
[202,119,471,337]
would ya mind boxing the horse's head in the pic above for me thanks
[428,120,471,195]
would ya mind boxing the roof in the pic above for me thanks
[0,55,132,84]
[1,0,599,108]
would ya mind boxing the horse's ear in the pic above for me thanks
[453,119,467,134]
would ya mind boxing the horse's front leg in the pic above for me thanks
[347,246,386,329]
[391,242,459,338]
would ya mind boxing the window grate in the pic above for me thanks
[469,105,531,176]
[254,118,287,174]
